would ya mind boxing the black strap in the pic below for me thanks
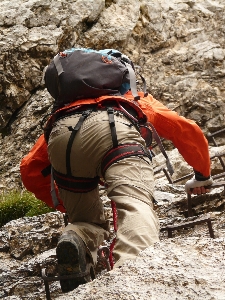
[66,110,92,176]
[101,144,151,178]
[41,164,51,177]
[107,107,118,148]
[53,168,99,193]
[147,122,174,176]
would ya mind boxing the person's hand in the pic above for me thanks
[185,176,213,195]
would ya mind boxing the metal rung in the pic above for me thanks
[210,152,225,160]
[161,217,214,238]
[41,268,90,300]
[207,128,225,139]
[212,172,225,180]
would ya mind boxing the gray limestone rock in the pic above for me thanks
[0,0,225,298]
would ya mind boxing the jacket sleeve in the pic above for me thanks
[138,93,211,177]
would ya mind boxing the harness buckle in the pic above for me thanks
[107,107,115,127]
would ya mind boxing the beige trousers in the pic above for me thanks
[48,110,159,268]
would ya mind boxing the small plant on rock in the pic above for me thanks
[0,190,54,227]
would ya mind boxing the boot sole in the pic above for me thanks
[56,236,91,293]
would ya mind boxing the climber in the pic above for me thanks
[44,48,213,292]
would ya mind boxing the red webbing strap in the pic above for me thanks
[101,144,150,178]
[109,200,118,269]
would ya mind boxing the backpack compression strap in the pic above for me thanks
[124,62,140,101]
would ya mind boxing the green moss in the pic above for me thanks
[0,190,54,227]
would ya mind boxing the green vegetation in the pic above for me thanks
[0,190,54,227]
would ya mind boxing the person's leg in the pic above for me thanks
[58,189,110,264]
[105,156,160,267]
[48,111,114,292]
[94,111,160,267]
[48,111,112,264]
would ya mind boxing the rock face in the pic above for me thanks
[0,212,65,299]
[1,190,225,299]
[0,0,225,191]
[0,0,225,299]
[56,238,225,300]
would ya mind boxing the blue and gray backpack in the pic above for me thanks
[44,48,147,111]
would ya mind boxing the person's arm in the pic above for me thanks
[137,93,213,194]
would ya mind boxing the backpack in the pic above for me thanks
[44,48,146,111]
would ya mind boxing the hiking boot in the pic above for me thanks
[56,230,95,293]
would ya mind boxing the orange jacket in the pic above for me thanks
[21,91,211,212]
[51,92,211,177]
[125,91,211,177]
